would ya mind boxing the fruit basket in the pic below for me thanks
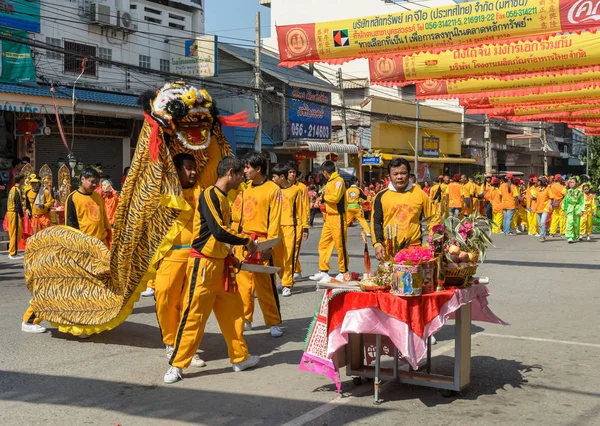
[443,263,478,288]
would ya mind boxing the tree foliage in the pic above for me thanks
[583,137,600,185]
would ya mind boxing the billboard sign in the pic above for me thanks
[0,29,36,83]
[170,35,218,77]
[422,136,440,158]
[288,86,331,140]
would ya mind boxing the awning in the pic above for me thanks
[305,141,359,154]
[266,151,277,163]
[382,154,477,164]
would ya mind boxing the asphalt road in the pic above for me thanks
[1,219,599,425]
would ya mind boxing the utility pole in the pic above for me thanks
[254,11,262,152]
[414,100,420,178]
[484,115,492,173]
[542,127,548,176]
[586,136,589,175]
[337,68,349,167]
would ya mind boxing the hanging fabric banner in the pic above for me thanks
[491,112,600,121]
[415,70,600,100]
[459,86,600,108]
[369,32,599,86]
[277,0,600,67]
[470,102,600,116]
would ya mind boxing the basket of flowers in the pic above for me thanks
[392,245,436,296]
[428,215,493,288]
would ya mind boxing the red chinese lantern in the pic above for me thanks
[17,118,40,135]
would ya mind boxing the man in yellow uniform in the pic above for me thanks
[65,167,112,248]
[271,163,308,297]
[461,174,474,216]
[309,161,349,282]
[6,173,25,261]
[549,174,567,237]
[525,176,539,236]
[236,151,283,337]
[371,158,439,260]
[165,156,260,384]
[446,174,464,218]
[25,176,54,235]
[500,173,520,235]
[153,153,206,367]
[580,183,596,240]
[345,176,370,235]
[286,162,309,281]
[486,177,504,234]
[440,175,450,218]
[429,176,444,216]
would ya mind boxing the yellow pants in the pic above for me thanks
[492,212,504,234]
[273,225,298,288]
[318,213,349,273]
[23,305,41,325]
[346,207,370,234]
[154,249,189,347]
[237,246,281,326]
[512,209,527,231]
[7,212,23,256]
[550,206,566,235]
[580,213,593,236]
[528,211,539,235]
[294,224,303,274]
[170,257,248,367]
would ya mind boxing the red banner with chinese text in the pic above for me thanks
[369,32,600,86]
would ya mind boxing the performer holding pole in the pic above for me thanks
[165,156,260,384]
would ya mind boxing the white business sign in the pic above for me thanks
[170,35,218,78]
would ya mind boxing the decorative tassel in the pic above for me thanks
[144,112,162,162]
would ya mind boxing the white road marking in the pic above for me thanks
[281,336,479,426]
[477,332,600,349]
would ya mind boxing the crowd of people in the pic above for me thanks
[3,150,597,384]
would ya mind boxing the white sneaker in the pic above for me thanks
[293,272,303,281]
[164,366,183,384]
[8,255,23,260]
[309,271,329,281]
[534,234,540,237]
[191,354,206,367]
[270,325,283,338]
[232,354,260,372]
[244,321,252,331]
[282,287,292,297]
[568,238,574,244]
[587,236,591,241]
[165,345,174,359]
[141,287,155,297]
[21,322,46,333]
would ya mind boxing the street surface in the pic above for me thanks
[1,219,599,425]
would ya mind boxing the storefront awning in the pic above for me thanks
[304,141,359,154]
[382,154,477,164]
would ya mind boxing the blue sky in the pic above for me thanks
[205,1,272,47]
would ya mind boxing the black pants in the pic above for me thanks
[484,201,492,220]
[309,208,320,227]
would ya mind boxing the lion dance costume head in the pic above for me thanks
[24,82,233,335]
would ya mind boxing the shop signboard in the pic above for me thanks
[288,86,331,140]
[422,136,440,158]
[170,35,218,77]
[361,155,382,166]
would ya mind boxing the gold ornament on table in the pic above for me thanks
[58,164,71,205]
[39,164,53,193]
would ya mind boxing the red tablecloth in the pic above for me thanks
[299,286,508,392]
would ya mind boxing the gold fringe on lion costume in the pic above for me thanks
[24,82,236,336]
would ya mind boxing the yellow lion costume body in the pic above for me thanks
[24,82,233,335]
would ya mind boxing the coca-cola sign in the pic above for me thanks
[561,0,600,30]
